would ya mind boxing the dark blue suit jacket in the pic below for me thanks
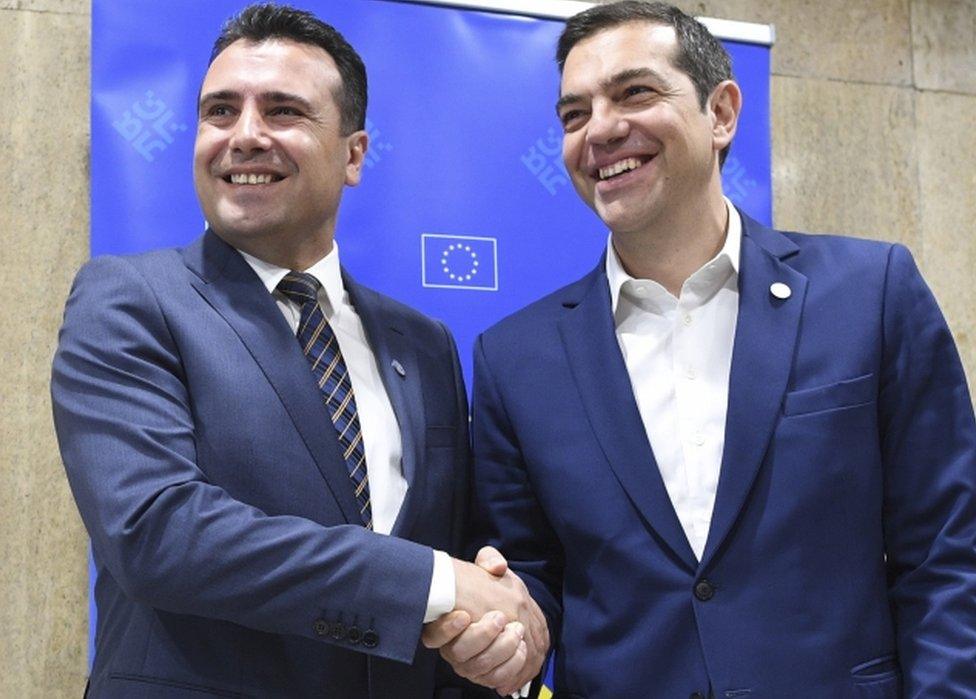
[52,232,475,698]
[471,213,976,698]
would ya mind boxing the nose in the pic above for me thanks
[228,103,271,154]
[586,101,628,146]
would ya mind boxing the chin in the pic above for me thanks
[211,218,274,241]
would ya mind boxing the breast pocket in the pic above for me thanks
[783,373,876,417]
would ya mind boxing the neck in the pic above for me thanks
[611,190,728,296]
[216,227,335,272]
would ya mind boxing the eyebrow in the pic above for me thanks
[198,89,314,113]
[555,67,671,113]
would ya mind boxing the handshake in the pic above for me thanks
[423,547,550,696]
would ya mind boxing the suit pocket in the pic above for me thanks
[426,425,456,448]
[107,673,245,697]
[850,655,901,698]
[783,373,875,417]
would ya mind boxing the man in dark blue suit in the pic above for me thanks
[429,2,976,696]
[51,4,543,697]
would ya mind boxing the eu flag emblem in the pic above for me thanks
[421,234,498,291]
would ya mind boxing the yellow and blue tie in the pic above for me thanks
[278,272,372,529]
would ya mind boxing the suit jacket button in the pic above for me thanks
[690,693,706,699]
[346,626,363,645]
[330,621,346,641]
[362,630,379,648]
[694,580,715,601]
[313,619,329,636]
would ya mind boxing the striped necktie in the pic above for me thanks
[277,272,372,529]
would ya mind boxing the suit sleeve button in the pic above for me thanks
[362,630,379,648]
[694,580,715,601]
[330,622,346,641]
[346,626,362,645]
[313,619,329,636]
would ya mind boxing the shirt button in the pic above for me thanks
[692,432,705,446]
[634,285,648,297]
[683,314,693,325]
[694,580,716,601]
[685,367,696,380]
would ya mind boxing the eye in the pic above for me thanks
[204,104,234,118]
[622,84,654,99]
[559,109,588,132]
[269,106,302,117]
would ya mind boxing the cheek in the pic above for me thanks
[193,135,223,174]
[562,137,584,176]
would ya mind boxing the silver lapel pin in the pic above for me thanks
[391,359,406,377]
[769,282,792,300]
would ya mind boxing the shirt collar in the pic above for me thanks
[606,197,742,314]
[237,242,345,312]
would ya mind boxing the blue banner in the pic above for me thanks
[93,0,770,383]
[91,0,772,671]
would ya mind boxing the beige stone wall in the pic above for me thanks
[1,0,971,695]
[1,0,91,696]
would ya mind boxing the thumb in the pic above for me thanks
[474,545,508,576]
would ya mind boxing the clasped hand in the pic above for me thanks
[422,547,549,696]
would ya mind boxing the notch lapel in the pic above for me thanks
[343,275,427,540]
[182,232,362,525]
[558,266,698,572]
[700,216,806,568]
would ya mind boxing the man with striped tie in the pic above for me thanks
[51,4,543,697]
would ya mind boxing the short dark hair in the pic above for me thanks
[557,1,734,165]
[210,3,367,134]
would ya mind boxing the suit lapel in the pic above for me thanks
[700,215,806,568]
[559,265,699,572]
[182,232,362,525]
[343,274,427,540]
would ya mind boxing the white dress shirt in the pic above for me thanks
[606,201,742,560]
[238,243,454,621]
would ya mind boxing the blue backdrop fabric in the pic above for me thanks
[90,0,771,671]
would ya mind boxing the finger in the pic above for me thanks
[454,621,524,681]
[474,639,526,696]
[519,595,549,655]
[421,610,470,649]
[441,611,508,665]
[474,545,508,576]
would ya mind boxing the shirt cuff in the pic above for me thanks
[423,550,456,623]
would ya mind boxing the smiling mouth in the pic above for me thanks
[597,156,653,181]
[224,173,284,185]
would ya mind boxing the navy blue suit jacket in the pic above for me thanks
[471,213,976,698]
[52,232,475,698]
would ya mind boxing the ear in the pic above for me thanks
[709,80,742,153]
[344,129,369,186]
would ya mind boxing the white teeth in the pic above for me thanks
[229,173,276,185]
[598,157,643,181]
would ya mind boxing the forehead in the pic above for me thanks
[560,21,681,92]
[202,38,340,100]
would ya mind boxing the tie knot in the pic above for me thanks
[278,271,322,307]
